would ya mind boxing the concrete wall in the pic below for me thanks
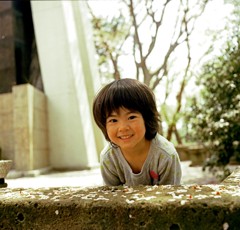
[1,0,105,172]
[0,1,17,93]
[0,84,49,171]
[0,93,14,164]
[13,84,49,171]
[69,1,106,157]
[30,1,104,170]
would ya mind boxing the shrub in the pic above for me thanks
[186,31,240,179]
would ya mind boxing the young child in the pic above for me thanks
[93,78,182,186]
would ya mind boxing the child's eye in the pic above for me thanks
[128,115,137,120]
[107,118,117,123]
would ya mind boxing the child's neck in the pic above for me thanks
[121,139,151,174]
[121,139,150,156]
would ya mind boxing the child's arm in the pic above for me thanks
[157,152,182,185]
[100,148,123,186]
[100,160,122,186]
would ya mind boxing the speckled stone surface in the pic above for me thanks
[0,169,240,230]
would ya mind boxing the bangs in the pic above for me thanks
[102,82,141,117]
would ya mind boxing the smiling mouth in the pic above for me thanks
[118,135,133,140]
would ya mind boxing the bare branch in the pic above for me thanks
[144,0,173,60]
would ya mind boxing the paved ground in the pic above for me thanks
[6,161,238,188]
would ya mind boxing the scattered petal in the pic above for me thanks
[180,200,187,205]
[126,199,135,204]
[223,222,229,230]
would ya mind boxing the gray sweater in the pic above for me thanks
[100,134,182,186]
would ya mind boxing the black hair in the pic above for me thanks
[93,78,160,141]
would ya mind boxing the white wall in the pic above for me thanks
[30,1,104,169]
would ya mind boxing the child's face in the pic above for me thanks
[106,107,147,152]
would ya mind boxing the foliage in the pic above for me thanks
[186,29,240,179]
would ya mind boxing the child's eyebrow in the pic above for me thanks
[107,114,117,117]
[107,111,118,117]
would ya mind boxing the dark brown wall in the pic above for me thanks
[0,0,35,94]
[0,1,16,93]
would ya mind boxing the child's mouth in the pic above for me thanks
[119,135,133,140]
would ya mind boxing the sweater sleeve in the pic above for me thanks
[158,150,182,185]
[100,148,122,186]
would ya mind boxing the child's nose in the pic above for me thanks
[118,121,130,131]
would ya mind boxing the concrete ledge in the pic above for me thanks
[0,169,240,229]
